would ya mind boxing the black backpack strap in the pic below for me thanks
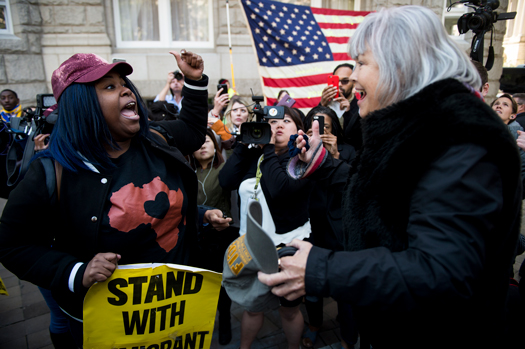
[6,141,22,186]
[40,157,57,205]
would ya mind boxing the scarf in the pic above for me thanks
[1,104,22,122]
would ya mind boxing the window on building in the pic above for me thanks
[308,0,357,10]
[113,0,213,48]
[0,0,14,35]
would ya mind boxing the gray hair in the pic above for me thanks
[349,6,481,109]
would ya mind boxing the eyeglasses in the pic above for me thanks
[340,79,351,85]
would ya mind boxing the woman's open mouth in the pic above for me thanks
[355,90,366,101]
[121,101,139,120]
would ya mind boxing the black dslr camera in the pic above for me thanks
[237,96,285,145]
[173,70,183,81]
[454,0,515,69]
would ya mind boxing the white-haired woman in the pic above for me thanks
[258,6,521,348]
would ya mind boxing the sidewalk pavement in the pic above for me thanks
[0,197,354,349]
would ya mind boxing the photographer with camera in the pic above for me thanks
[219,105,311,349]
[154,70,184,111]
[206,88,233,152]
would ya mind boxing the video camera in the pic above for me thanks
[6,93,56,187]
[454,0,516,70]
[22,94,57,138]
[236,95,285,145]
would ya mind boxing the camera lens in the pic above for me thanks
[174,71,183,80]
[250,127,263,139]
[468,15,484,30]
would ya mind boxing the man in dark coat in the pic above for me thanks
[320,64,362,150]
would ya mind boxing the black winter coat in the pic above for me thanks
[0,77,209,319]
[305,79,522,348]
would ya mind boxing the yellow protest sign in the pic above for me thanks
[83,263,221,349]
[0,276,8,296]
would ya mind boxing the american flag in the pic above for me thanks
[239,0,372,110]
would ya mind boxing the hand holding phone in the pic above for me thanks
[217,84,228,96]
[327,75,339,98]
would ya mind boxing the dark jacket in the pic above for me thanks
[0,76,209,319]
[321,97,362,150]
[305,79,522,348]
[308,143,355,251]
[342,98,362,150]
[514,111,525,130]
[219,143,311,235]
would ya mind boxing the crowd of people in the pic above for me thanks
[0,5,524,349]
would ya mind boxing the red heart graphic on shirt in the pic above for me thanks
[107,177,186,252]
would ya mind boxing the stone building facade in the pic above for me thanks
[504,0,525,66]
[0,0,522,106]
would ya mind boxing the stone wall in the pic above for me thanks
[0,0,47,107]
[39,0,111,94]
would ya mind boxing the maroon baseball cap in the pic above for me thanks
[51,53,133,101]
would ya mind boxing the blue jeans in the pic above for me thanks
[38,287,71,334]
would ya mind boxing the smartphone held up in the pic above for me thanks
[313,115,325,135]
[217,84,228,96]
[327,75,339,98]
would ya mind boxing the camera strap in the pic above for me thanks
[252,155,264,201]
[6,118,37,187]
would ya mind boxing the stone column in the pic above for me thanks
[503,0,525,66]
